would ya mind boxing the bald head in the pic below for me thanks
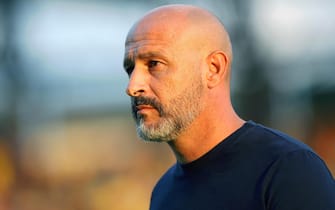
[126,4,232,62]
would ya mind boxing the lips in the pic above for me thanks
[136,104,156,114]
[132,97,161,116]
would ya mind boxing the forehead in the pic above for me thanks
[124,14,187,55]
[124,27,177,60]
[125,39,170,56]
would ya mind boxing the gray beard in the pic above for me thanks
[134,80,204,142]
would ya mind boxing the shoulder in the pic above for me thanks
[241,121,313,155]
[264,149,335,209]
[234,121,323,175]
[243,122,335,209]
[151,163,177,195]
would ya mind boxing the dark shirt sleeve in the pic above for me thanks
[266,150,335,210]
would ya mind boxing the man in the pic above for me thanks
[123,4,335,210]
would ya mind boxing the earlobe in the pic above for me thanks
[206,51,228,89]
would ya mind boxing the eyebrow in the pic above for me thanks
[137,51,168,60]
[123,51,168,71]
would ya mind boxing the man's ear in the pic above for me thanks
[206,51,229,89]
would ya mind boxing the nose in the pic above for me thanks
[126,66,148,97]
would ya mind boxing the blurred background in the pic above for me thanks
[0,0,334,209]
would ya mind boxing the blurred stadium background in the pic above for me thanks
[0,0,334,209]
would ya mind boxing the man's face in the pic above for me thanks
[130,77,203,142]
[124,20,205,142]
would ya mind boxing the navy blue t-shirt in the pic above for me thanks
[150,121,335,210]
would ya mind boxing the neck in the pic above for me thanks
[167,103,245,164]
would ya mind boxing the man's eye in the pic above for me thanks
[148,60,159,68]
[123,58,134,76]
[125,64,134,76]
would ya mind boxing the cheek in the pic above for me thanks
[149,77,175,102]
[150,63,199,102]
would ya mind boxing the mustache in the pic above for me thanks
[131,96,164,116]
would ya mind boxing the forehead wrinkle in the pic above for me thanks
[126,32,169,45]
[125,41,171,59]
[126,36,174,48]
